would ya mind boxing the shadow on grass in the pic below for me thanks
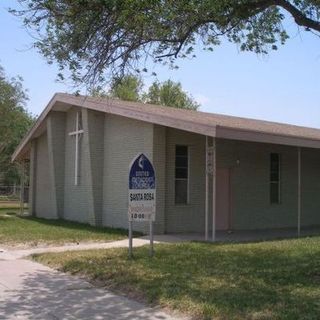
[0,213,141,246]
[17,215,142,237]
[4,211,18,216]
[20,216,125,234]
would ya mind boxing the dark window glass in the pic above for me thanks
[175,180,188,204]
[175,145,188,204]
[270,183,279,204]
[270,172,279,182]
[175,168,188,179]
[270,153,280,204]
[176,145,188,156]
[270,153,279,162]
[175,156,188,167]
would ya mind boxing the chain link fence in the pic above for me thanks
[0,185,29,202]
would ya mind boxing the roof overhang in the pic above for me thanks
[12,93,320,162]
[216,127,320,149]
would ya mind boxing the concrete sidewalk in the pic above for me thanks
[0,238,187,320]
[0,234,185,260]
[0,238,152,260]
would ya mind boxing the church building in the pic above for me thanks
[12,93,320,239]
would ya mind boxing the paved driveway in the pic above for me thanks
[0,242,186,320]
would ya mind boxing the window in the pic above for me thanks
[270,153,281,204]
[175,145,189,204]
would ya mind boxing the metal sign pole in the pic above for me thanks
[149,219,154,257]
[128,221,133,258]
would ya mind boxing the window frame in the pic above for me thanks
[174,145,190,205]
[270,153,281,204]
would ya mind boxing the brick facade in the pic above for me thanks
[29,109,320,233]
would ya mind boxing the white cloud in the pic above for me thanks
[194,94,210,106]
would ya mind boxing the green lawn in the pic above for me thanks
[33,238,320,320]
[0,209,128,247]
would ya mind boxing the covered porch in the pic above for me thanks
[163,124,320,239]
[204,135,306,242]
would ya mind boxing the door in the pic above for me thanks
[216,168,231,230]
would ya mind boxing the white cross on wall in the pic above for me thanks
[68,111,84,185]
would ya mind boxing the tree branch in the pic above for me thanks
[275,0,320,32]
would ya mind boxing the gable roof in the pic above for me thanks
[12,92,320,161]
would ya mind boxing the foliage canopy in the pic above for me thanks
[145,80,199,110]
[94,75,199,110]
[0,66,34,184]
[12,0,320,86]
[109,75,143,102]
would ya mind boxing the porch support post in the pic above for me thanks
[205,136,209,241]
[212,138,216,242]
[297,147,301,237]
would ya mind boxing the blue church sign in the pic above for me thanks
[128,153,156,221]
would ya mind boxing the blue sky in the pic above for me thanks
[1,1,319,128]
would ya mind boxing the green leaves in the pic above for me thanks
[11,0,320,86]
[91,75,199,110]
[145,80,199,110]
[109,75,143,102]
[0,65,34,184]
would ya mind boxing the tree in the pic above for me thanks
[0,66,34,185]
[12,1,320,86]
[109,75,143,102]
[94,74,199,109]
[145,80,199,110]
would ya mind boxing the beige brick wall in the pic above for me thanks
[29,108,320,233]
[217,139,320,230]
[165,128,206,233]
[217,139,298,230]
[47,111,66,219]
[85,109,105,226]
[163,133,320,233]
[102,114,154,233]
[152,125,166,234]
[63,108,90,223]
[296,148,320,226]
[29,140,37,216]
[34,131,56,218]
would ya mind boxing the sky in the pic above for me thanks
[1,1,320,128]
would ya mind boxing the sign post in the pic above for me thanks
[128,220,133,258]
[128,153,156,258]
[149,219,154,257]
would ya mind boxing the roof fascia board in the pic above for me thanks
[11,93,61,162]
[217,126,320,149]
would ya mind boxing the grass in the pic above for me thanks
[33,238,320,320]
[0,208,128,247]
